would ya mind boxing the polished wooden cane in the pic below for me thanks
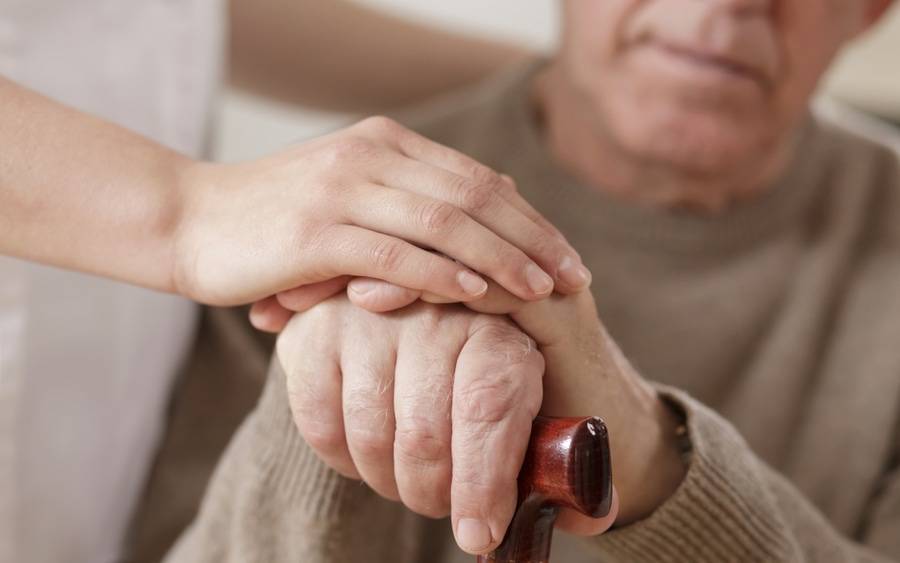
[476,416,613,563]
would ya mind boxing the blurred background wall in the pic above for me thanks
[214,0,900,163]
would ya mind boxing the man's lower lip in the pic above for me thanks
[631,43,764,91]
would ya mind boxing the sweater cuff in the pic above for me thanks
[250,354,357,523]
[586,385,798,562]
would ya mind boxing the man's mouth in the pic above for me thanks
[632,38,773,93]
[658,42,763,81]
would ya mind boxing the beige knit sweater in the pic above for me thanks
[167,64,900,562]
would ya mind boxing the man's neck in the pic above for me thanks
[532,65,794,214]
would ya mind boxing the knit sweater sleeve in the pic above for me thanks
[164,357,900,563]
[584,385,900,562]
[163,356,427,563]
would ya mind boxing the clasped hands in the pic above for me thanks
[272,280,687,555]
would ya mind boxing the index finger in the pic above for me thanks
[449,319,545,554]
[392,128,583,270]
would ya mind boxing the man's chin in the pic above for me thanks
[615,111,765,176]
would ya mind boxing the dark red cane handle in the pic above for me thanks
[476,416,613,563]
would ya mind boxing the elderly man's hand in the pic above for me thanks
[324,280,687,527]
[277,297,619,555]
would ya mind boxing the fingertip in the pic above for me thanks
[456,270,489,299]
[555,256,593,293]
[450,478,518,555]
[249,297,292,333]
[347,278,420,312]
[499,173,518,191]
[455,518,496,555]
[523,263,555,298]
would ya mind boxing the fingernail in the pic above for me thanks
[348,279,378,296]
[457,518,493,552]
[457,271,488,296]
[558,255,592,289]
[525,263,554,295]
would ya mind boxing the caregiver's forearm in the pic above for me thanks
[228,0,530,112]
[0,75,188,292]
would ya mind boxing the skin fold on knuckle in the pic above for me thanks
[417,200,464,234]
[394,424,452,517]
[368,237,408,274]
[458,323,545,419]
[474,322,541,366]
[467,161,503,188]
[344,418,394,463]
[455,368,522,426]
[458,179,498,216]
[286,384,351,469]
[296,417,347,460]
[525,231,561,266]
[394,418,451,468]
[489,243,533,285]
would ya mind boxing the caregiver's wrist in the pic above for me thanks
[168,157,221,301]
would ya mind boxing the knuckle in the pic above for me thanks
[315,178,348,200]
[298,421,347,456]
[369,238,408,273]
[525,231,558,260]
[475,319,533,350]
[346,425,394,460]
[417,201,464,233]
[454,324,543,424]
[468,162,503,187]
[401,480,451,518]
[451,469,507,502]
[458,180,498,215]
[494,179,516,199]
[288,391,347,456]
[361,115,404,138]
[500,174,519,193]
[323,136,378,165]
[494,244,532,275]
[394,423,450,467]
[455,370,521,425]
[414,301,452,326]
[280,298,341,340]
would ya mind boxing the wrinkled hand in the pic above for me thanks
[173,116,590,308]
[276,296,618,555]
[273,279,687,527]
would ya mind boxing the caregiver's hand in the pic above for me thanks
[175,116,590,307]
[1,79,585,308]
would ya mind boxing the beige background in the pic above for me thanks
[214,0,900,163]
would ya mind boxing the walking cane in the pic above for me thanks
[476,416,613,563]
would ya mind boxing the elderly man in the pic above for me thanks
[166,0,900,561]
